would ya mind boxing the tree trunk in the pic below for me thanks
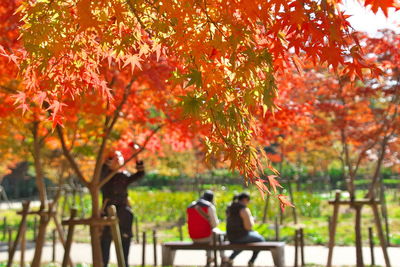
[354,204,364,267]
[287,181,298,224]
[33,122,47,207]
[31,122,50,267]
[90,186,103,267]
[262,194,270,223]
[31,214,50,267]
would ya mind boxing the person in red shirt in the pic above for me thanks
[187,190,227,266]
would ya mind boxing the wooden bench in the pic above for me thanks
[161,241,285,267]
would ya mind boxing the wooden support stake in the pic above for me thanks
[279,205,284,224]
[213,233,218,267]
[142,231,147,267]
[52,229,57,262]
[135,217,139,243]
[294,229,299,267]
[7,228,12,255]
[274,216,280,241]
[371,203,391,267]
[327,216,332,233]
[2,217,6,240]
[79,189,86,217]
[108,206,126,267]
[7,201,30,267]
[62,208,77,267]
[300,228,305,266]
[33,217,37,241]
[327,191,341,267]
[53,215,73,267]
[178,224,183,241]
[20,223,26,267]
[368,227,375,266]
[288,181,298,224]
[153,230,158,266]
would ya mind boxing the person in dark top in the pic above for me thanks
[225,194,239,218]
[225,192,265,267]
[100,150,145,267]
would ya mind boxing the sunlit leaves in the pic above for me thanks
[4,0,399,207]
[363,0,400,16]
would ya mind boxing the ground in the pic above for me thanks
[0,241,399,266]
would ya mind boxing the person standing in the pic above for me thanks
[187,190,227,266]
[100,150,145,267]
[226,192,265,267]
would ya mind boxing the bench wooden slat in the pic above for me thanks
[163,241,285,250]
[161,241,286,267]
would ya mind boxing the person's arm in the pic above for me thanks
[125,160,145,184]
[208,204,219,228]
[239,207,254,231]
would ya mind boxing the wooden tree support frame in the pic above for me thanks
[7,201,73,267]
[326,191,391,267]
[61,205,126,267]
[294,228,305,267]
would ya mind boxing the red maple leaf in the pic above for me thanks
[364,0,400,17]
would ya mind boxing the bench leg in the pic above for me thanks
[271,247,285,267]
[162,245,176,266]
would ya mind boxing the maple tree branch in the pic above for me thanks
[365,136,389,200]
[366,86,400,199]
[340,119,356,199]
[209,108,230,148]
[92,78,136,185]
[198,0,227,39]
[126,0,153,37]
[38,126,52,146]
[0,85,17,94]
[67,122,79,152]
[336,77,357,200]
[56,124,89,187]
[31,121,48,208]
[97,124,163,189]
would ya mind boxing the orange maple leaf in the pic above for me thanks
[278,194,294,212]
[123,55,142,73]
[267,175,283,193]
[254,178,270,199]
[76,0,99,31]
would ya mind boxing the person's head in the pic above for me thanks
[232,194,239,202]
[105,150,125,171]
[237,192,250,206]
[201,190,214,203]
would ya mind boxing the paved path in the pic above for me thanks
[0,242,399,266]
[0,200,41,210]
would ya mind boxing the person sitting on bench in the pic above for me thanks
[226,192,265,267]
[187,190,227,266]
[225,194,239,217]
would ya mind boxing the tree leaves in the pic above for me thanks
[4,0,399,210]
[364,0,400,17]
[278,194,294,212]
[267,175,283,193]
[123,55,143,73]
[185,69,203,88]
